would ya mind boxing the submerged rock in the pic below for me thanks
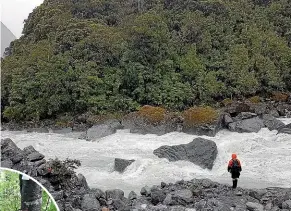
[153,138,217,169]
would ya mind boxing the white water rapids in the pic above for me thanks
[1,118,291,196]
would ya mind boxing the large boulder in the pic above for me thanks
[27,152,45,162]
[224,102,251,115]
[114,158,135,173]
[222,114,233,127]
[276,103,291,116]
[122,106,183,135]
[228,117,265,133]
[233,112,257,121]
[105,189,125,200]
[182,107,223,137]
[153,138,217,169]
[246,202,264,211]
[278,123,291,134]
[1,138,24,164]
[84,119,123,141]
[167,189,193,206]
[261,114,285,131]
[151,188,166,205]
[81,194,100,211]
[282,200,291,209]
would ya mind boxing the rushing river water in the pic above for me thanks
[1,118,291,195]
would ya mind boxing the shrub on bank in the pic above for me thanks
[247,96,261,104]
[221,98,232,106]
[183,106,219,127]
[271,92,289,102]
[137,105,166,124]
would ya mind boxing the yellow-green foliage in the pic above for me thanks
[183,106,219,127]
[55,115,73,127]
[271,92,289,102]
[248,96,261,104]
[137,105,166,124]
[221,98,233,106]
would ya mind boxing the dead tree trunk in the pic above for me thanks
[19,174,42,211]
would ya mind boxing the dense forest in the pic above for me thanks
[1,0,291,121]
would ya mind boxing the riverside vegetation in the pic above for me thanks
[1,0,291,124]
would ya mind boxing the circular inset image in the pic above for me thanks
[0,167,60,211]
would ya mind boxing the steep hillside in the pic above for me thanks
[1,0,291,121]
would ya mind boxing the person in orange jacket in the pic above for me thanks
[227,153,242,189]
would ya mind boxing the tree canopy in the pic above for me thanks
[2,0,291,121]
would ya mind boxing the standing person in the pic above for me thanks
[227,153,242,189]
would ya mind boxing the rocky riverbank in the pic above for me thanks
[1,138,291,211]
[2,99,291,140]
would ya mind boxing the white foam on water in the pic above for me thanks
[1,119,291,195]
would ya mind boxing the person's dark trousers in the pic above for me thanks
[231,171,240,189]
[233,179,238,188]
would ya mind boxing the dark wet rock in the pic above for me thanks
[23,146,37,156]
[141,186,152,197]
[81,194,100,211]
[170,189,193,206]
[1,159,13,168]
[234,112,257,121]
[90,188,106,200]
[246,202,264,211]
[37,163,51,176]
[33,159,46,167]
[128,191,137,200]
[223,114,233,126]
[282,200,291,209]
[262,114,285,131]
[105,189,124,200]
[110,199,126,210]
[268,110,280,118]
[84,119,123,141]
[278,123,291,134]
[114,158,135,173]
[153,138,217,169]
[161,182,167,188]
[151,189,166,205]
[27,152,45,162]
[228,117,265,133]
[1,138,24,163]
[253,103,267,115]
[51,191,64,201]
[277,103,291,116]
[248,189,267,200]
[77,174,90,190]
[64,203,75,211]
